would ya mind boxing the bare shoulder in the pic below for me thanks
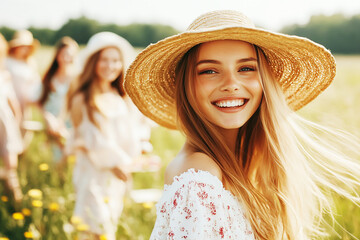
[164,150,222,185]
[69,93,84,127]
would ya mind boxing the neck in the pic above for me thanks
[55,65,72,82]
[56,64,71,75]
[98,79,113,93]
[219,128,239,154]
[11,54,27,62]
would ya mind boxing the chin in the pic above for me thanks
[217,121,245,130]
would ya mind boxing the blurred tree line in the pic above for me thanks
[281,13,360,54]
[0,16,179,48]
[1,13,360,53]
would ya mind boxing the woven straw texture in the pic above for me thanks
[124,10,336,129]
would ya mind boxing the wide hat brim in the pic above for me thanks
[125,25,336,130]
[79,32,135,72]
[8,38,40,51]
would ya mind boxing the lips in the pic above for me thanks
[212,99,248,108]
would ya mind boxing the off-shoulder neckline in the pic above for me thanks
[162,168,239,203]
[164,168,221,187]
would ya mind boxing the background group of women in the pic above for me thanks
[0,29,157,239]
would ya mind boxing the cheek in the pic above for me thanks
[251,80,263,107]
[245,77,263,97]
[56,54,66,64]
[193,79,208,106]
[114,62,123,73]
[194,77,217,98]
[95,62,103,76]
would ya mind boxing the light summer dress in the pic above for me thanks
[150,168,255,240]
[5,57,41,111]
[0,71,24,156]
[43,77,70,119]
[70,92,142,239]
[42,77,72,162]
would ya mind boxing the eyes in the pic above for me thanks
[198,66,257,75]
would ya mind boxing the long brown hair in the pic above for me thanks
[175,44,283,239]
[174,43,360,239]
[39,36,78,106]
[66,47,125,129]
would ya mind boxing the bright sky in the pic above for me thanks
[1,0,360,32]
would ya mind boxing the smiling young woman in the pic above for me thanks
[125,10,360,240]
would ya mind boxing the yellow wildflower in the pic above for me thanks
[1,196,8,202]
[24,231,33,238]
[99,235,107,240]
[49,202,59,212]
[0,237,10,240]
[142,202,154,209]
[71,216,82,224]
[31,200,43,208]
[12,212,24,220]
[22,208,32,216]
[28,189,42,199]
[38,163,49,171]
[67,155,76,164]
[76,223,89,231]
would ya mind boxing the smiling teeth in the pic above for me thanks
[215,99,245,108]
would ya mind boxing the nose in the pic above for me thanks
[108,60,122,70]
[220,72,239,92]
[105,60,116,70]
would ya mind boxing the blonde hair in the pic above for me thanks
[175,43,360,239]
[67,47,125,129]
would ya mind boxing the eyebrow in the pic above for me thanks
[196,57,257,66]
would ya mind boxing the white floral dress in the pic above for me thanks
[69,93,142,239]
[150,168,255,239]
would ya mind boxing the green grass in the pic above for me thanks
[0,124,184,240]
[0,48,359,239]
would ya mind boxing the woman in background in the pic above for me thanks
[38,36,79,162]
[0,33,24,202]
[5,30,41,147]
[66,32,145,240]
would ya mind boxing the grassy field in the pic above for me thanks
[0,47,359,239]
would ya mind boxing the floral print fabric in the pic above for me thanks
[150,168,255,239]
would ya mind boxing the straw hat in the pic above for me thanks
[8,30,40,50]
[124,10,336,129]
[79,31,135,71]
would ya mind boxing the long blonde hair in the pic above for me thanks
[66,48,125,129]
[175,43,360,239]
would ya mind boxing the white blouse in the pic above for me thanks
[5,57,41,110]
[150,168,255,240]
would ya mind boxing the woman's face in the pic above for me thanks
[95,47,123,83]
[194,40,263,130]
[12,45,32,60]
[56,45,77,66]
